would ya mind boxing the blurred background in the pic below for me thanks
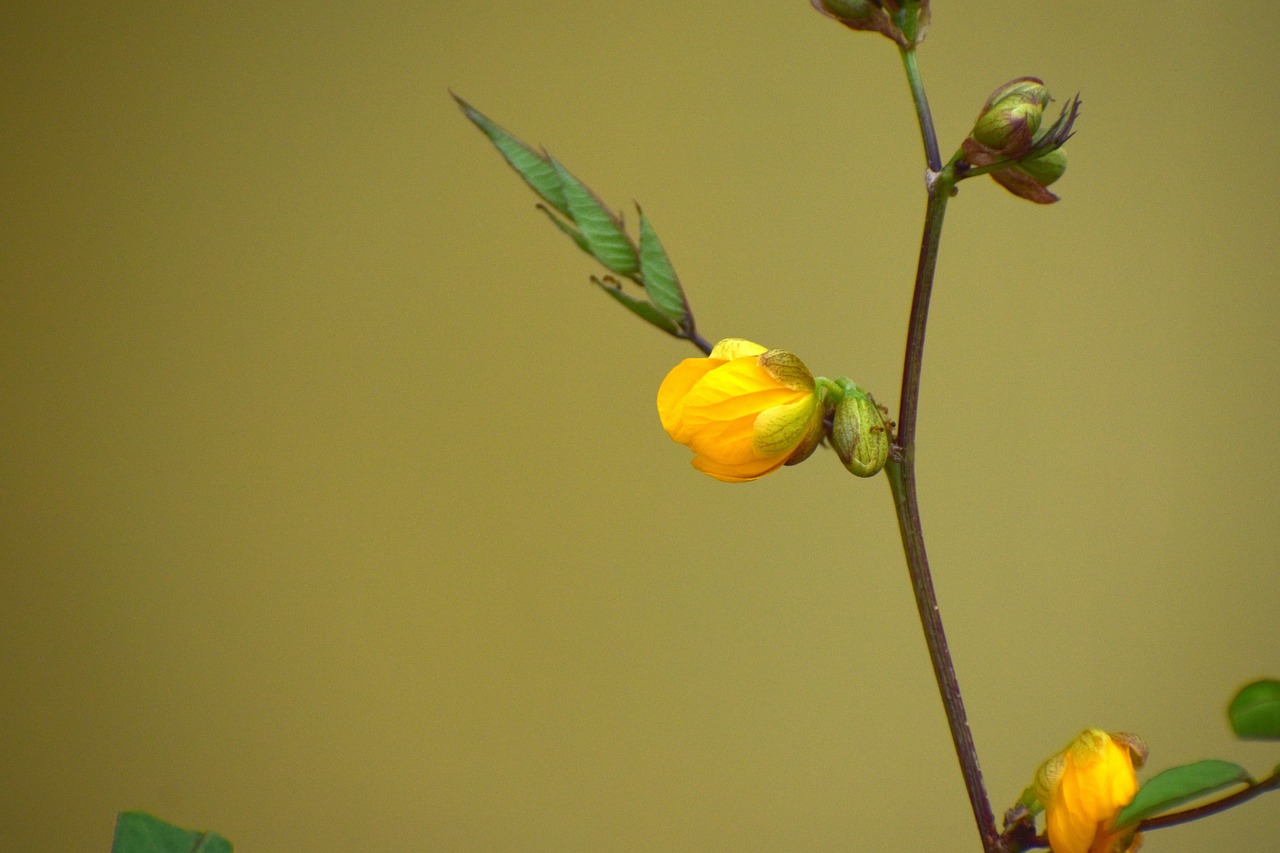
[3,2,1278,850]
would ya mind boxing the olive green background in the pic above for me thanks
[3,3,1278,850]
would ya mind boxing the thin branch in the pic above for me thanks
[888,46,999,852]
[901,48,942,173]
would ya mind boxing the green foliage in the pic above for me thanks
[1229,679,1280,740]
[549,159,640,275]
[595,276,682,335]
[457,96,698,341]
[452,94,570,217]
[536,204,590,253]
[112,812,232,853]
[1115,760,1251,828]
[637,210,689,327]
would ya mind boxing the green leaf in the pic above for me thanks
[593,277,681,336]
[1115,760,1251,828]
[550,159,640,275]
[453,95,570,218]
[637,210,689,327]
[112,811,233,853]
[535,204,589,253]
[1229,679,1280,740]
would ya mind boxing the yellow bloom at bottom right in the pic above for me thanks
[1035,729,1144,853]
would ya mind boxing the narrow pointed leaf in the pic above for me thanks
[454,95,570,217]
[536,204,589,253]
[638,210,689,327]
[594,278,681,336]
[551,159,640,275]
[1229,679,1280,740]
[112,811,233,853]
[1115,760,1251,828]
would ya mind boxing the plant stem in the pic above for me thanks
[889,48,1000,852]
[894,170,949,451]
[901,48,942,173]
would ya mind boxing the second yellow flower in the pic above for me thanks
[657,338,825,482]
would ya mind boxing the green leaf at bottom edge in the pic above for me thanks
[112,811,233,853]
[1115,759,1251,828]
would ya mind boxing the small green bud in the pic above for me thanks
[990,148,1068,204]
[830,390,890,478]
[969,77,1049,155]
[1014,147,1067,186]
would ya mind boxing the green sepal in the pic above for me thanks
[1015,781,1045,817]
[1114,760,1252,829]
[637,209,689,327]
[112,811,233,853]
[593,277,681,336]
[453,95,571,218]
[536,204,589,254]
[1229,678,1280,740]
[759,350,816,392]
[550,158,640,275]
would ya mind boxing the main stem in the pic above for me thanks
[890,47,1000,852]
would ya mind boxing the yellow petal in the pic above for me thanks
[657,356,726,434]
[681,386,804,430]
[689,357,778,397]
[691,451,789,482]
[708,338,768,360]
[683,415,761,463]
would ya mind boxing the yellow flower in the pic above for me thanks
[657,338,825,482]
[1035,729,1145,853]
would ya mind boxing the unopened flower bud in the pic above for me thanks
[1033,730,1144,853]
[657,338,825,482]
[1014,147,1066,186]
[814,0,877,18]
[991,147,1068,204]
[969,77,1049,155]
[810,0,930,48]
[830,390,890,478]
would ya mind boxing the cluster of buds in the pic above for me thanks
[960,77,1080,203]
[810,0,931,48]
[657,338,890,482]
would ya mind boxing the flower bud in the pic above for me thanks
[1016,147,1067,185]
[968,77,1049,156]
[657,338,825,482]
[990,147,1068,204]
[812,0,880,23]
[1033,730,1143,853]
[829,390,890,478]
[810,0,931,48]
